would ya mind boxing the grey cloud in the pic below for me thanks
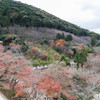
[78,1,100,32]
[77,18,100,30]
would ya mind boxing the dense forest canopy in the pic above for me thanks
[0,0,100,39]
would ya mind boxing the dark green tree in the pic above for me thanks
[59,54,71,66]
[74,48,87,69]
[61,33,65,39]
[56,33,62,39]
[65,35,73,41]
[91,36,96,46]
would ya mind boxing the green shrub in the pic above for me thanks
[16,41,29,52]
[65,34,73,41]
[87,44,91,48]
[56,33,73,42]
[86,48,92,53]
[0,34,16,45]
[21,43,29,52]
[40,38,49,45]
[56,33,62,39]
[91,36,96,46]
[32,59,41,67]
[59,54,71,66]
[32,56,52,67]
[54,46,63,53]
[96,42,100,46]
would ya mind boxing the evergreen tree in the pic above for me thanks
[65,35,73,41]
[61,33,65,39]
[56,33,61,39]
[91,36,96,46]
[74,52,81,69]
[74,48,87,69]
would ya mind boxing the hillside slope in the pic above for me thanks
[1,26,91,44]
[0,42,100,100]
[0,0,100,39]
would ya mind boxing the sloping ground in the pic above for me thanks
[2,26,91,44]
[0,43,64,99]
[0,43,100,100]
[0,43,43,99]
[0,43,77,99]
[43,58,100,99]
[32,43,61,61]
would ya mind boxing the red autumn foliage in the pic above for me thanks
[35,77,61,96]
[14,81,27,98]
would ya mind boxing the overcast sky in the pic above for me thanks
[15,0,100,34]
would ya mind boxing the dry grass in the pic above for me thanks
[2,26,91,44]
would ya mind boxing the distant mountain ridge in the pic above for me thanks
[0,0,100,39]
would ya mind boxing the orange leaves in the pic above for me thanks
[14,81,26,98]
[35,77,61,96]
[49,39,66,48]
[15,81,23,90]
[79,44,82,49]
[55,39,65,46]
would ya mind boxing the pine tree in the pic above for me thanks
[56,33,61,39]
[61,33,65,39]
[74,52,81,69]
[91,36,96,46]
[65,35,73,41]
[74,48,87,69]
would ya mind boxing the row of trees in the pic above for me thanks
[56,33,73,41]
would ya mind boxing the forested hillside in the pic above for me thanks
[0,0,100,39]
